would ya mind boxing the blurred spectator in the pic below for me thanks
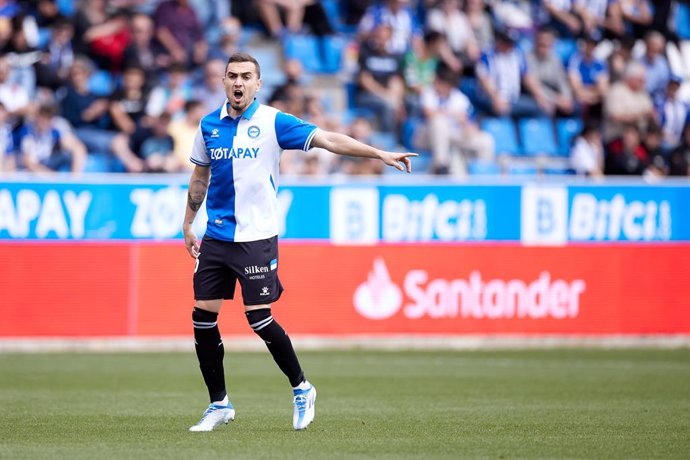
[0,101,15,171]
[648,0,677,42]
[35,16,74,92]
[568,32,608,120]
[123,12,168,79]
[668,124,690,176]
[358,0,421,56]
[0,55,32,123]
[418,66,495,176]
[256,0,333,39]
[73,1,131,71]
[33,0,61,28]
[619,0,652,39]
[657,76,688,150]
[540,0,581,37]
[356,24,405,132]
[109,65,150,135]
[643,122,670,176]
[573,0,624,38]
[208,16,242,61]
[194,59,227,114]
[603,62,654,142]
[605,123,649,175]
[3,14,40,98]
[169,99,205,170]
[608,35,635,83]
[154,0,207,67]
[526,27,574,116]
[570,120,604,176]
[404,31,460,115]
[139,112,179,172]
[146,63,193,119]
[334,116,384,175]
[268,59,306,109]
[475,28,549,117]
[59,57,144,172]
[491,0,534,31]
[426,0,480,67]
[465,0,493,51]
[637,31,670,104]
[18,104,86,173]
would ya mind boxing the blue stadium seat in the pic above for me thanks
[458,77,479,105]
[556,118,583,157]
[554,38,577,65]
[283,35,345,73]
[678,4,690,40]
[508,163,538,175]
[519,117,557,156]
[88,70,114,96]
[370,131,397,151]
[480,117,520,155]
[468,160,500,175]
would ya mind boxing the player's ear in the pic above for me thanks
[256,78,262,92]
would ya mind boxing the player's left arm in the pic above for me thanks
[310,129,417,173]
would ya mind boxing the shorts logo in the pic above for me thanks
[270,258,277,270]
[248,125,260,138]
[260,286,270,296]
[211,128,220,138]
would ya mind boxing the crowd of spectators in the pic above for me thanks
[0,0,689,177]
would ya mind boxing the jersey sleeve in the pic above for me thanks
[275,111,318,151]
[189,125,210,166]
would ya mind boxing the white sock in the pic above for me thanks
[213,395,229,406]
[293,380,311,391]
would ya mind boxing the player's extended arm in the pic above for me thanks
[182,165,210,258]
[310,130,417,173]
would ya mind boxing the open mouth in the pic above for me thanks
[232,89,243,103]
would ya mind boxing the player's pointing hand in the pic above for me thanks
[380,151,418,173]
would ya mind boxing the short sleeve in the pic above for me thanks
[190,125,210,166]
[275,112,318,151]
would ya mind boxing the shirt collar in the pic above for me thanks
[219,98,260,120]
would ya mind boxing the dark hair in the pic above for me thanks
[38,104,57,118]
[184,99,203,113]
[435,64,459,87]
[423,31,444,45]
[226,52,261,78]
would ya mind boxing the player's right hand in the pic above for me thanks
[184,229,200,259]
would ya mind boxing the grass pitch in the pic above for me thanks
[1,349,689,459]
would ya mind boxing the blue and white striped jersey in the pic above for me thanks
[190,99,317,242]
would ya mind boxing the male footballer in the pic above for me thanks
[183,52,416,432]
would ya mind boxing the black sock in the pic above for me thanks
[245,308,305,387]
[192,307,226,403]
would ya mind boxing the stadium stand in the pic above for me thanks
[0,0,687,178]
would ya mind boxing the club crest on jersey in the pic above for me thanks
[248,125,260,138]
[211,128,220,138]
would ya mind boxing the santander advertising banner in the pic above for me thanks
[1,243,689,337]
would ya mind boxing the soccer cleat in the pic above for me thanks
[188,403,235,432]
[292,384,316,430]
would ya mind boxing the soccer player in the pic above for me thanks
[183,52,416,432]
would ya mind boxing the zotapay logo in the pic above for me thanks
[210,146,260,160]
[353,259,586,321]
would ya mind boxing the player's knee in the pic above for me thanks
[192,307,218,327]
[245,308,273,333]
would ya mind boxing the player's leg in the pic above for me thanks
[244,303,316,430]
[189,239,236,432]
[234,236,316,430]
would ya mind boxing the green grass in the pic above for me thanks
[1,349,689,459]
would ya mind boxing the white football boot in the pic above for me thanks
[292,384,317,430]
[189,402,235,432]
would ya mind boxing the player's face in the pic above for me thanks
[224,61,262,114]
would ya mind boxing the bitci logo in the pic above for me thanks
[353,258,402,320]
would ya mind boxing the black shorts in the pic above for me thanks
[193,236,284,305]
